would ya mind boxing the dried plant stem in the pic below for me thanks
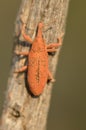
[0,0,70,130]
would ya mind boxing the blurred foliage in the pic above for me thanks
[0,0,86,130]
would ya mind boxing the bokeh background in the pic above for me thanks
[0,0,86,130]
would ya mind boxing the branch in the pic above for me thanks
[0,0,70,130]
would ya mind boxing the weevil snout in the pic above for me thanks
[38,22,44,28]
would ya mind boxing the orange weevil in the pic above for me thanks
[15,22,63,96]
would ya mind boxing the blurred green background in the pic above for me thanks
[0,0,86,130]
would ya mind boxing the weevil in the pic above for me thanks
[15,22,62,96]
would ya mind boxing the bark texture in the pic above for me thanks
[1,0,70,130]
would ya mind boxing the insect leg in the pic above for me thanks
[47,42,61,49]
[15,51,29,56]
[48,70,55,82]
[22,24,33,44]
[47,48,57,52]
[47,34,64,50]
[15,65,27,73]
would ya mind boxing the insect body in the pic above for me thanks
[15,22,62,96]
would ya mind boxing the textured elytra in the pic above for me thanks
[28,38,48,96]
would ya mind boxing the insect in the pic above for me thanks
[15,22,62,96]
